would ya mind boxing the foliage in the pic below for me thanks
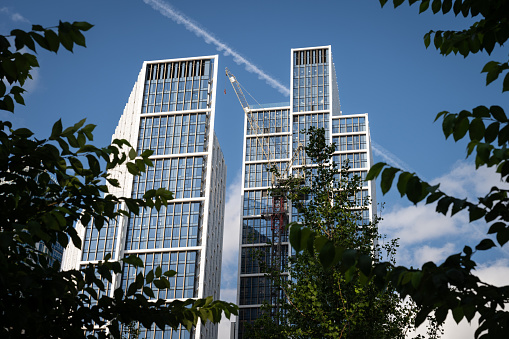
[289,1,509,338]
[247,128,420,338]
[0,23,236,338]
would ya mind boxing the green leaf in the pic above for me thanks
[469,118,485,141]
[452,306,464,324]
[435,110,448,122]
[476,143,492,165]
[342,249,357,270]
[146,270,154,284]
[406,176,425,204]
[472,106,489,118]
[58,30,74,52]
[431,0,441,13]
[490,105,507,122]
[381,167,399,195]
[484,122,500,143]
[411,271,422,288]
[393,0,404,8]
[499,125,509,146]
[29,32,49,51]
[442,114,456,138]
[13,127,34,138]
[496,228,509,246]
[397,172,413,197]
[123,255,144,268]
[358,254,372,277]
[424,32,431,48]
[504,72,509,92]
[453,116,469,141]
[72,21,94,31]
[155,266,162,278]
[419,0,430,13]
[129,148,137,160]
[318,240,336,269]
[468,206,485,222]
[475,238,496,251]
[441,0,452,13]
[483,30,496,55]
[487,222,505,235]
[44,29,60,52]
[366,162,386,180]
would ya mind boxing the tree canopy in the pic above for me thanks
[0,21,236,338]
[247,128,422,338]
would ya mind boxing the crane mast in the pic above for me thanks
[226,67,302,325]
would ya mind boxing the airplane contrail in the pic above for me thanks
[142,0,290,96]
[371,140,424,179]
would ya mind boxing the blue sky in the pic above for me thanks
[2,1,508,337]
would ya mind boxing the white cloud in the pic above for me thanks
[0,7,29,23]
[218,172,242,339]
[432,161,507,199]
[412,243,456,267]
[381,204,463,245]
[221,171,241,272]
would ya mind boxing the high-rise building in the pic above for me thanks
[236,46,376,337]
[62,55,226,339]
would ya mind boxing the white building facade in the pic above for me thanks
[236,46,376,337]
[63,55,226,339]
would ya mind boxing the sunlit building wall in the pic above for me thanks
[63,55,226,339]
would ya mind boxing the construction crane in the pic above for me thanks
[225,67,303,325]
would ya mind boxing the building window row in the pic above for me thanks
[240,245,288,275]
[125,202,202,251]
[246,109,290,135]
[349,189,370,208]
[245,135,290,162]
[81,215,119,262]
[241,217,289,245]
[142,60,213,113]
[332,116,366,134]
[244,162,288,188]
[121,250,198,300]
[293,61,329,112]
[333,152,368,170]
[132,157,204,200]
[146,60,212,81]
[293,48,328,66]
[332,134,367,151]
[125,324,191,339]
[239,276,272,306]
[333,170,368,187]
[243,190,275,217]
[137,113,208,156]
[292,113,329,165]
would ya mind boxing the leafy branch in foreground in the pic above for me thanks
[0,22,237,338]
[1,21,93,112]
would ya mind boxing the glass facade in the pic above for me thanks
[237,46,376,338]
[71,56,225,339]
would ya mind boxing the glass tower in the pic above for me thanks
[236,46,376,337]
[62,55,226,339]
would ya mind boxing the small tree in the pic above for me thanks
[248,128,419,338]
[0,22,236,338]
